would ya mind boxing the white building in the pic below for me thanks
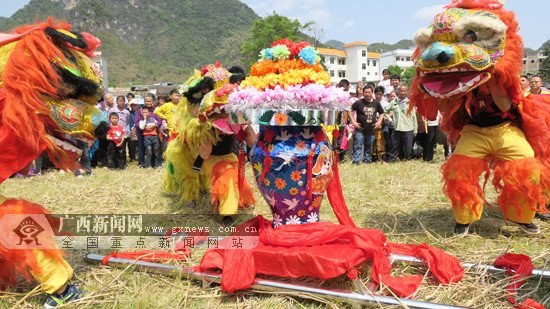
[318,41,380,84]
[522,50,547,75]
[379,47,416,73]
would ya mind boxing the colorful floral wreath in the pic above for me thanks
[259,39,321,64]
[226,39,349,112]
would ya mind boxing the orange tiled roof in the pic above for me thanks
[343,41,369,48]
[368,52,380,58]
[317,48,346,57]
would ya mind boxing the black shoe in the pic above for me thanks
[535,212,550,221]
[505,219,540,234]
[453,222,470,236]
[44,282,84,308]
[222,216,235,227]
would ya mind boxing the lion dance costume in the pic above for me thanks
[410,0,550,234]
[0,18,106,305]
[162,62,255,217]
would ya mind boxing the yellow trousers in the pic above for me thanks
[0,196,72,294]
[449,122,539,224]
[202,154,255,216]
[31,250,73,294]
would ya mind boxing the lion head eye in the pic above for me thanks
[453,13,506,49]
[464,30,477,43]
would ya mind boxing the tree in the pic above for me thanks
[401,66,417,86]
[241,13,309,70]
[216,27,252,69]
[540,42,550,80]
[387,65,403,78]
[303,21,325,48]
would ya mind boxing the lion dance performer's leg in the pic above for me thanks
[444,123,548,231]
[162,137,201,206]
[490,125,548,225]
[202,154,255,216]
[442,154,489,225]
[0,198,72,294]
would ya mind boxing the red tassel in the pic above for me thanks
[264,128,275,143]
[307,150,314,201]
[332,128,340,165]
[259,146,272,185]
[235,128,248,190]
[238,148,246,190]
[314,129,325,144]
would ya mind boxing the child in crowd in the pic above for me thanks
[378,69,392,95]
[106,112,126,170]
[157,95,168,107]
[139,107,161,169]
[154,89,180,136]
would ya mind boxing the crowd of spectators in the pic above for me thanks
[340,72,451,165]
[18,73,549,178]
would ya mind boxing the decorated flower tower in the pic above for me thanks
[226,40,351,227]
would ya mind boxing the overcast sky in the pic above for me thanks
[4,0,549,49]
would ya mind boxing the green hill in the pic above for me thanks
[325,39,344,50]
[0,0,258,86]
[368,39,415,53]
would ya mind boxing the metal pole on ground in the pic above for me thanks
[85,253,470,309]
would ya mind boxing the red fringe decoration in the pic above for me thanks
[492,158,548,220]
[442,155,491,217]
[0,199,66,290]
[2,18,77,172]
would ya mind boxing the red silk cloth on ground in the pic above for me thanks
[198,215,464,297]
[494,253,545,309]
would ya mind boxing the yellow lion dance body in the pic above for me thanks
[162,63,255,217]
[410,0,550,235]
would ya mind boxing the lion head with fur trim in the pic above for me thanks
[0,18,107,182]
[410,0,525,122]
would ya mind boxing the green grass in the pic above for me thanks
[1,151,549,308]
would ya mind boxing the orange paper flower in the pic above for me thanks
[290,170,302,181]
[274,112,288,125]
[275,178,287,190]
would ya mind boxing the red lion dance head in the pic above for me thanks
[0,18,107,182]
[410,0,550,162]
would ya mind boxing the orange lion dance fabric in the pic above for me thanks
[410,0,550,232]
[0,18,105,294]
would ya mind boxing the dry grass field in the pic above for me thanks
[1,151,549,308]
